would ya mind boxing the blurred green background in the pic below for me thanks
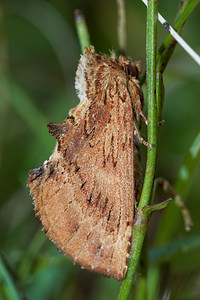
[0,0,200,299]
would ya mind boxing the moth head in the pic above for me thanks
[109,53,140,79]
[125,61,142,80]
[116,56,141,80]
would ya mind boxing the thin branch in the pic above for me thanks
[138,0,158,210]
[117,0,158,298]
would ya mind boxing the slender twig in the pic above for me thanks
[116,0,127,55]
[138,0,158,210]
[117,210,149,300]
[74,9,90,53]
[117,1,158,299]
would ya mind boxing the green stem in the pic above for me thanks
[74,9,90,53]
[118,0,158,298]
[156,71,165,125]
[138,0,157,210]
[116,0,127,55]
[118,212,149,300]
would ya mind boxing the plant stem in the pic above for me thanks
[118,0,158,298]
[138,0,157,210]
[117,0,127,55]
[74,9,90,53]
[156,71,164,125]
[117,211,149,300]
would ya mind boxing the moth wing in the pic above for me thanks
[28,76,140,281]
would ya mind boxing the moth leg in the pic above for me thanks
[153,177,193,231]
[140,112,165,127]
[133,122,152,148]
[140,111,148,125]
[140,113,165,127]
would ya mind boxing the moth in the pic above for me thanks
[28,46,149,280]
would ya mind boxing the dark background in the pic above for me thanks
[0,0,200,299]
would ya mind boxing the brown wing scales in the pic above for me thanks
[28,46,144,280]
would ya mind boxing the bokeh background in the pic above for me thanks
[0,0,199,299]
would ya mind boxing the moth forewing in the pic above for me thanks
[28,46,147,280]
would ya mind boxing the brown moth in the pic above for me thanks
[28,46,149,280]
